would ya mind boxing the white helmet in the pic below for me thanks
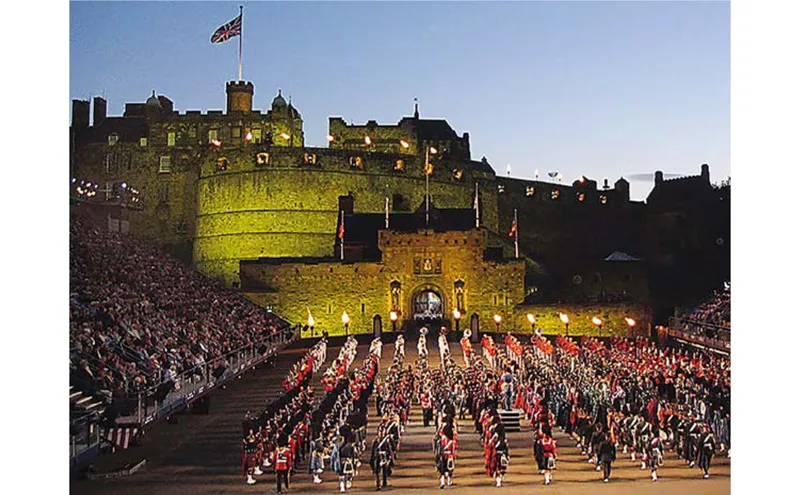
[420,327,429,336]
[464,329,472,338]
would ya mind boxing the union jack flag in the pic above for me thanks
[210,14,242,44]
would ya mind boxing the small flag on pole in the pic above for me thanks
[210,13,242,43]
[508,218,517,237]
[337,219,345,239]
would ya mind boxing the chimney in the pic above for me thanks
[701,163,710,182]
[72,99,90,128]
[92,96,107,127]
[655,170,664,185]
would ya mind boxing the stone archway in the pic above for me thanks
[408,284,447,337]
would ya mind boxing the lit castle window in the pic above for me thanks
[215,157,229,172]
[255,152,270,167]
[600,194,608,205]
[452,168,463,181]
[577,192,585,202]
[350,156,364,169]
[498,184,505,193]
[526,186,535,197]
[394,159,405,172]
[550,189,560,200]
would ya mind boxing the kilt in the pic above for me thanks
[242,452,259,474]
[437,455,455,474]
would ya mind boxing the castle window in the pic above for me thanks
[452,168,463,181]
[215,157,229,172]
[577,192,586,202]
[303,153,318,165]
[158,156,172,173]
[550,189,560,200]
[350,156,364,169]
[497,184,505,193]
[140,137,148,147]
[105,153,116,173]
[526,186,535,196]
[394,159,405,172]
[361,303,366,314]
[157,182,170,203]
[252,128,262,144]
[107,133,119,146]
[256,152,270,167]
[167,131,176,147]
[208,129,218,143]
[188,126,197,139]
[600,194,608,205]
[232,127,241,139]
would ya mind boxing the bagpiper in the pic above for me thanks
[541,433,558,485]
[242,428,261,485]
[437,424,458,489]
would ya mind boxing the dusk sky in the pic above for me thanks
[70,1,730,201]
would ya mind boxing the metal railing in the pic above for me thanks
[122,326,297,426]
[668,316,730,353]
[69,323,298,468]
[69,410,102,470]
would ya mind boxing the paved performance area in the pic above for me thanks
[71,338,730,495]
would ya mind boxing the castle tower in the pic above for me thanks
[226,80,254,114]
[93,96,107,127]
[71,100,90,128]
[655,170,664,185]
[269,89,304,147]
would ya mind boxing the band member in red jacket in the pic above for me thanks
[437,425,458,489]
[273,434,293,493]
[541,434,558,485]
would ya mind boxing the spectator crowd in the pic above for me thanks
[70,215,291,413]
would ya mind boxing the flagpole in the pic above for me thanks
[425,147,430,226]
[514,208,519,259]
[238,5,243,81]
[385,196,390,229]
[340,210,345,261]
[474,182,480,228]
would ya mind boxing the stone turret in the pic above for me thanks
[226,80,254,113]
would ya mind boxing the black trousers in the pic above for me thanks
[375,466,388,487]
[276,471,289,492]
[602,461,612,480]
[699,450,713,474]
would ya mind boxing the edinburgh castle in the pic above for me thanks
[69,79,730,338]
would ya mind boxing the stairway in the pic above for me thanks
[498,408,522,432]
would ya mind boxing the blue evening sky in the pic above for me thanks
[70,1,730,200]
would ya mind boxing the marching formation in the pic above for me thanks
[241,328,729,491]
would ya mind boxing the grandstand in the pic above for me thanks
[69,209,297,468]
[665,287,731,353]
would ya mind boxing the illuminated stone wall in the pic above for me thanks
[240,229,649,339]
[194,147,500,285]
[241,229,525,337]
